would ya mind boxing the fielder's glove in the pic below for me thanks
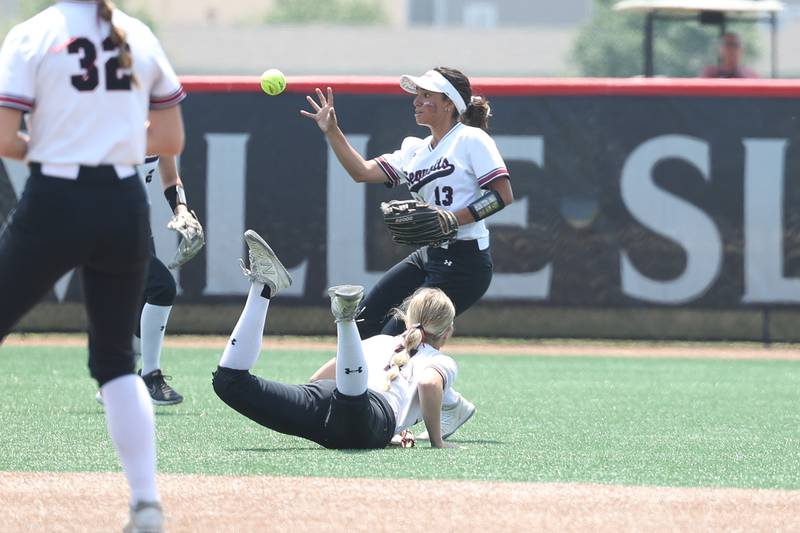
[389,429,416,448]
[166,209,205,269]
[381,199,458,247]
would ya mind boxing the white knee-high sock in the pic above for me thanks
[101,374,159,504]
[140,304,172,375]
[219,283,270,371]
[335,319,368,396]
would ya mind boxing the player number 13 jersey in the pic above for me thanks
[374,122,509,244]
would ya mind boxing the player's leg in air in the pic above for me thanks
[212,231,393,449]
[211,230,327,440]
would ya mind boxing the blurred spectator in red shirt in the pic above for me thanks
[701,32,758,78]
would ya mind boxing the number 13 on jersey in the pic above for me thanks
[434,186,453,206]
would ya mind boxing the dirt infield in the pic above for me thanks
[2,472,799,533]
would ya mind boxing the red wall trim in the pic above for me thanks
[179,75,800,98]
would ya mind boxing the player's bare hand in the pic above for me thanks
[300,87,337,134]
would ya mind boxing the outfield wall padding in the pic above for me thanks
[3,77,800,339]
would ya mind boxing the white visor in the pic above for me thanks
[399,70,467,114]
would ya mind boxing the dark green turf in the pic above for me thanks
[1,345,799,488]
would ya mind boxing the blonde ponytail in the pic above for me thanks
[383,289,455,391]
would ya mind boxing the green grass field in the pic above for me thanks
[1,344,799,489]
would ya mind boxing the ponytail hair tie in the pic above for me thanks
[469,95,491,117]
[412,323,424,333]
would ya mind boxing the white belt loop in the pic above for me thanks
[40,164,80,179]
[436,237,490,250]
[38,163,136,179]
[114,165,136,178]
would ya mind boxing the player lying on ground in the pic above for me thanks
[211,230,460,449]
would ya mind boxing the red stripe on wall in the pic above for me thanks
[179,76,800,98]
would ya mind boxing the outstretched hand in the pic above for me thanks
[300,87,338,134]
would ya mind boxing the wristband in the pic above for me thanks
[164,184,187,211]
[467,189,505,221]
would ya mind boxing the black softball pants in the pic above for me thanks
[357,240,493,338]
[134,246,177,338]
[212,367,396,449]
[0,165,150,386]
[143,245,176,308]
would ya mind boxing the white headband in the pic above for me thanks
[399,70,467,114]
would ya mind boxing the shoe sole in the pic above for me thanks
[99,391,182,406]
[244,230,293,289]
[151,398,183,406]
[329,284,365,301]
[328,285,365,321]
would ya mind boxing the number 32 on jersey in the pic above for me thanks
[68,37,131,91]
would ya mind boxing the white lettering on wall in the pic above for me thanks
[203,133,251,295]
[620,135,722,304]
[202,134,307,297]
[326,135,383,290]
[486,135,550,300]
[742,138,800,302]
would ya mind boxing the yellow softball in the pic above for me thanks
[260,68,286,96]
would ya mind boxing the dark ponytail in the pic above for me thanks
[434,66,492,130]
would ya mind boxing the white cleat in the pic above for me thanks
[123,501,164,533]
[240,230,293,297]
[417,393,476,440]
[327,285,365,322]
[95,390,103,405]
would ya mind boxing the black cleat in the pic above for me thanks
[140,369,184,406]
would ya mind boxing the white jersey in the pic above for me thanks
[0,1,185,167]
[362,334,458,434]
[374,122,509,248]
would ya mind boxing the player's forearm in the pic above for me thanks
[147,106,185,156]
[157,156,191,214]
[325,127,380,183]
[419,381,446,447]
[2,132,28,160]
[0,109,28,160]
[453,178,515,225]
[158,155,181,189]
